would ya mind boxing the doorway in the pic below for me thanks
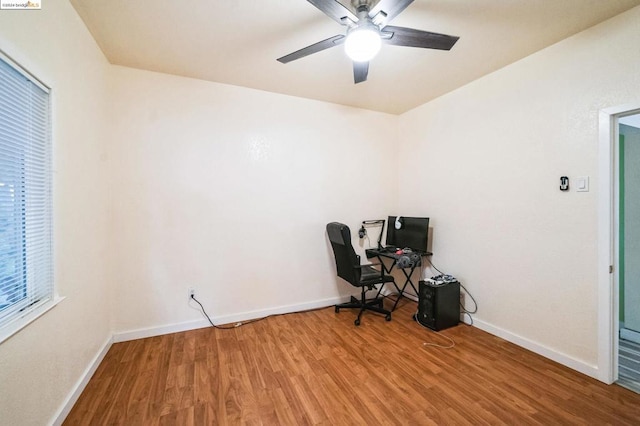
[618,114,640,393]
[597,103,640,386]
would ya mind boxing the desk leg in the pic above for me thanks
[376,256,402,306]
[373,255,418,311]
[391,265,419,311]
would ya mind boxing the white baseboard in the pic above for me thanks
[51,335,113,426]
[473,318,600,380]
[113,319,212,343]
[113,295,349,343]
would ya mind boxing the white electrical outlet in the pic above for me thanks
[188,287,195,301]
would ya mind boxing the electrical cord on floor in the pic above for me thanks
[382,277,455,348]
[190,294,332,329]
[412,311,456,349]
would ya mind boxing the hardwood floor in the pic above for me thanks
[65,299,640,425]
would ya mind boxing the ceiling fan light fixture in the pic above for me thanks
[344,25,381,62]
[277,0,459,84]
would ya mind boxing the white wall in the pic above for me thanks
[109,66,398,335]
[0,1,112,425]
[2,1,640,423]
[398,6,640,371]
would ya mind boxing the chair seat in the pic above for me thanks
[360,265,395,285]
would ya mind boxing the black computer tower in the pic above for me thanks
[417,280,460,331]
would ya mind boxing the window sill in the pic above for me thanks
[0,296,66,345]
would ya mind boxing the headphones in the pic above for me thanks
[397,255,411,269]
[358,224,366,238]
[395,216,403,230]
[397,253,421,269]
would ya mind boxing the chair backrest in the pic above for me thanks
[326,222,361,286]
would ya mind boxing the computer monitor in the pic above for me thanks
[386,216,430,253]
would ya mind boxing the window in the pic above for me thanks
[0,51,54,342]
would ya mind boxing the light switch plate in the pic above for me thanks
[576,176,589,192]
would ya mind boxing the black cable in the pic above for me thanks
[425,257,445,275]
[462,311,474,326]
[191,295,230,329]
[459,281,478,314]
[376,225,384,249]
[190,294,332,329]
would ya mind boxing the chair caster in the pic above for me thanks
[335,306,340,313]
[354,319,361,326]
[385,314,392,321]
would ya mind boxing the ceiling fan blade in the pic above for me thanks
[382,26,459,50]
[353,61,369,84]
[277,35,345,64]
[369,0,413,27]
[307,0,358,25]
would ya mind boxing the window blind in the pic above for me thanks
[0,52,53,331]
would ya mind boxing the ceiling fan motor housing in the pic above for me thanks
[351,0,372,10]
[277,0,459,84]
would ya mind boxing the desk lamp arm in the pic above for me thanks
[361,219,385,250]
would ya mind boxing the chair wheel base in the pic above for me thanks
[334,296,391,326]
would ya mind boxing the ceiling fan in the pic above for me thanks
[277,0,460,84]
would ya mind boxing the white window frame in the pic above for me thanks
[0,50,62,344]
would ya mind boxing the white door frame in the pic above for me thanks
[598,102,640,384]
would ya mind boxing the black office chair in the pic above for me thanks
[326,222,393,326]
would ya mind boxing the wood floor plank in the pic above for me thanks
[289,374,330,425]
[65,301,640,425]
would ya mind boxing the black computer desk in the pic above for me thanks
[365,247,432,311]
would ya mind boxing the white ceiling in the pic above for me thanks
[70,0,640,115]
